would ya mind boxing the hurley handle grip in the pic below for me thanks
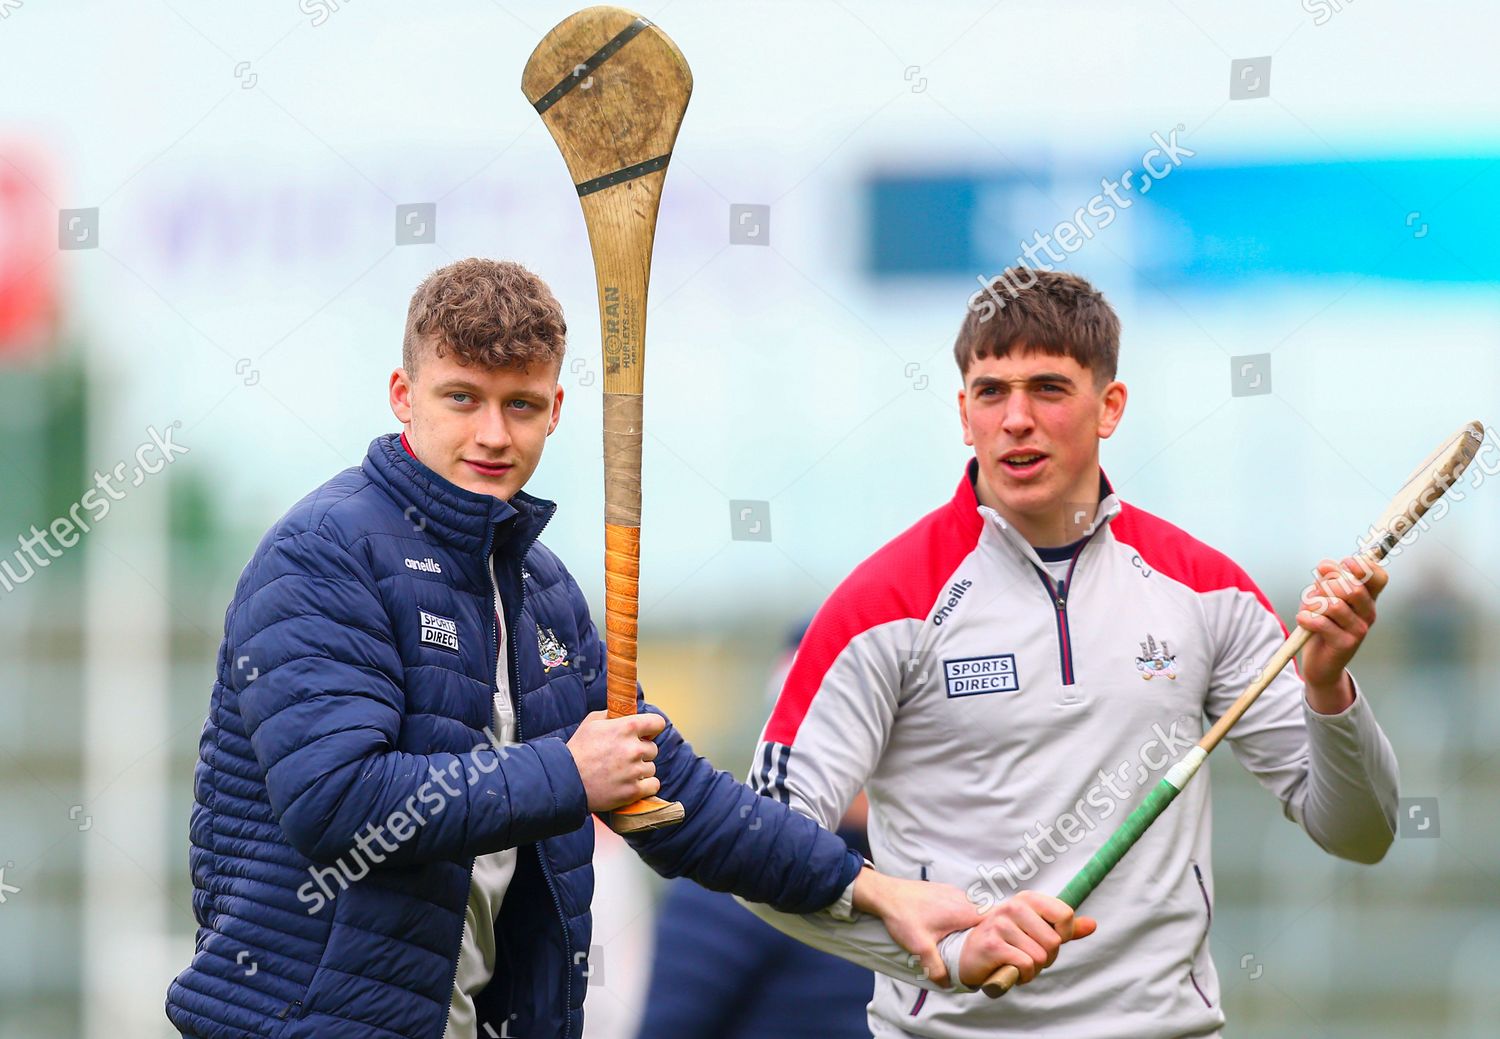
[980,775,1187,997]
[980,964,1023,999]
[602,519,641,718]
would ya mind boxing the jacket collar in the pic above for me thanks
[955,457,1122,567]
[361,433,557,558]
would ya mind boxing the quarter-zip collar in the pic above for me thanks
[953,458,1120,690]
[360,432,557,561]
[956,457,1122,570]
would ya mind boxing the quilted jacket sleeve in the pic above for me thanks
[560,574,862,914]
[626,696,862,913]
[235,529,589,866]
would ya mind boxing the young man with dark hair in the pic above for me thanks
[164,258,1078,1039]
[741,268,1400,1038]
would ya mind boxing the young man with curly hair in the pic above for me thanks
[164,259,1091,1039]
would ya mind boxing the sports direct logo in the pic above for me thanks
[419,609,458,652]
[944,654,1019,696]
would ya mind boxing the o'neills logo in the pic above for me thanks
[932,579,974,625]
[405,557,442,574]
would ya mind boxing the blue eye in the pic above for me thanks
[450,393,472,404]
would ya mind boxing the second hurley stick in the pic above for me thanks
[983,420,1486,997]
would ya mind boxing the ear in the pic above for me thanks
[1097,380,1127,440]
[958,384,975,447]
[547,383,564,436]
[389,369,414,426]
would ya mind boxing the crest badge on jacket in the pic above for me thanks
[537,625,570,672]
[1135,633,1177,680]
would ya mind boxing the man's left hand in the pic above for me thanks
[851,868,981,988]
[1296,554,1389,713]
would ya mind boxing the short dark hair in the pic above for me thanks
[954,267,1120,385]
[402,258,567,376]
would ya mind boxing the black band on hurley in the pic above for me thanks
[531,16,652,114]
[575,153,671,197]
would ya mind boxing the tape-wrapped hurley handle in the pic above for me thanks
[523,5,694,834]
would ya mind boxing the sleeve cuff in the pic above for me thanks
[530,735,590,823]
[824,852,871,920]
[939,928,975,993]
[1303,671,1368,725]
[825,876,858,921]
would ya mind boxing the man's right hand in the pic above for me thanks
[566,710,667,812]
[852,869,981,987]
[958,890,1097,989]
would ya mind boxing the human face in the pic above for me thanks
[388,345,564,501]
[957,349,1126,547]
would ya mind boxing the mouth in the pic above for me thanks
[998,451,1048,478]
[463,459,514,478]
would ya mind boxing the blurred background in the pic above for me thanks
[2,1,1498,1036]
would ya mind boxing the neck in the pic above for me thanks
[973,461,1102,549]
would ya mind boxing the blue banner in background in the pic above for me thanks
[865,157,1500,285]
[867,174,988,277]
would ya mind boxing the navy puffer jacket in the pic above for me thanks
[165,433,862,1039]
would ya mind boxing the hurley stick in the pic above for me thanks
[983,420,1487,997]
[523,6,692,833]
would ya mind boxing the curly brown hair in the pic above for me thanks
[954,267,1120,386]
[402,258,567,376]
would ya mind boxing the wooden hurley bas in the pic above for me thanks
[981,420,1487,998]
[523,6,692,834]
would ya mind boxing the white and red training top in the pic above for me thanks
[742,460,1399,1039]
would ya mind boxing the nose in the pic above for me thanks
[999,389,1035,438]
[474,405,513,452]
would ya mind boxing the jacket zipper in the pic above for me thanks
[499,509,576,1039]
[439,524,502,1038]
[437,505,567,1039]
[1193,863,1212,928]
[1031,541,1089,686]
[1189,862,1213,1008]
[907,863,931,1017]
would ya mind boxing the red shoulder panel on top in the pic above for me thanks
[1111,502,1288,636]
[763,465,985,746]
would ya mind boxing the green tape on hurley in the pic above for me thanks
[1058,746,1207,910]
